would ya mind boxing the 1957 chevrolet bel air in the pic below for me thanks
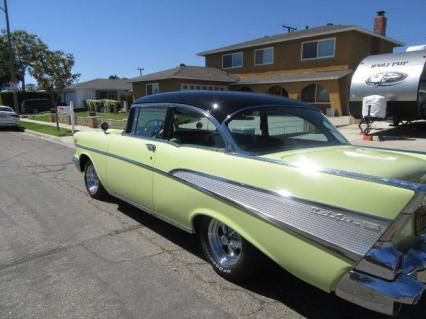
[72,91,426,315]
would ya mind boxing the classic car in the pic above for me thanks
[72,91,426,315]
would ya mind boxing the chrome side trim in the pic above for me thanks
[359,145,426,156]
[75,143,391,262]
[227,152,426,192]
[76,140,426,193]
[170,169,391,262]
[106,189,194,234]
[76,143,156,172]
[336,270,425,315]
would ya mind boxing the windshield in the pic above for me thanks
[0,106,13,112]
[225,107,348,154]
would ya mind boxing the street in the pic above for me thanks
[0,128,425,319]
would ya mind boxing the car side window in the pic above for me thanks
[126,107,167,139]
[168,107,225,149]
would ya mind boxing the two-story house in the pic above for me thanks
[198,12,402,115]
[131,12,403,116]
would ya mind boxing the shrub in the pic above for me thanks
[85,99,103,112]
[103,99,121,113]
[85,99,121,113]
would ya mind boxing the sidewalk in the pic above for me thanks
[20,118,101,148]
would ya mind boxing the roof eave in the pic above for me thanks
[197,27,404,56]
[130,76,239,83]
[172,76,239,83]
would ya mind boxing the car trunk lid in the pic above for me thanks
[261,145,426,184]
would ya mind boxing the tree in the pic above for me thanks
[30,49,80,105]
[30,50,80,129]
[0,30,47,92]
[108,74,119,79]
[0,35,10,88]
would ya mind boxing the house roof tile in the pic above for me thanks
[197,25,403,56]
[65,78,131,91]
[129,65,239,83]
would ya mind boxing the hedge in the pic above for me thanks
[85,99,121,113]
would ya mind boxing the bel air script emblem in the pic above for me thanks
[310,207,383,233]
[365,71,408,87]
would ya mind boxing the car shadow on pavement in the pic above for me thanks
[0,127,24,132]
[103,196,426,319]
[372,121,426,142]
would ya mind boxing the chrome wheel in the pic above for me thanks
[85,164,99,194]
[207,220,242,267]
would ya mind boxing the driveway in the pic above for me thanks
[0,128,425,319]
[339,120,426,152]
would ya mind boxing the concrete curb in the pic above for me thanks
[22,129,75,149]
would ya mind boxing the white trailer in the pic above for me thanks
[349,47,426,130]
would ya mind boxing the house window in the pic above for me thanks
[302,38,335,60]
[222,52,243,69]
[267,86,288,97]
[96,90,117,100]
[301,84,330,104]
[254,47,274,65]
[181,83,227,91]
[146,83,159,95]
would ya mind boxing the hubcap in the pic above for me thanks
[86,164,99,194]
[207,220,242,267]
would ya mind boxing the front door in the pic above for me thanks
[106,106,167,210]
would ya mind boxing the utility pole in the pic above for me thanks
[1,0,19,114]
[137,67,144,77]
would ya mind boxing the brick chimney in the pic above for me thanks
[374,11,387,36]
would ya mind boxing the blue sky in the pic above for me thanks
[4,0,426,83]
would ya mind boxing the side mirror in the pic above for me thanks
[100,121,109,133]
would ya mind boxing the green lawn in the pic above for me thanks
[20,122,72,137]
[30,111,128,122]
[29,113,51,122]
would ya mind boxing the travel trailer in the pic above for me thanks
[349,47,426,130]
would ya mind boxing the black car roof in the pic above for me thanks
[133,91,317,123]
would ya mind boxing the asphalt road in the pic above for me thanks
[0,128,425,319]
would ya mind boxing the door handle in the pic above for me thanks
[146,144,156,152]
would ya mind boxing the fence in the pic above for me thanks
[45,114,127,129]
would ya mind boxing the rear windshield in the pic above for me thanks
[0,106,13,112]
[226,107,348,154]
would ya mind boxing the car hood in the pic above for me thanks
[261,145,426,184]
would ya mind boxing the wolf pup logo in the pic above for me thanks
[365,72,408,87]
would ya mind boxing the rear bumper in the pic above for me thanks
[0,120,19,126]
[72,154,80,172]
[336,236,426,315]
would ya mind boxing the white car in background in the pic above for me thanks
[0,106,20,127]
